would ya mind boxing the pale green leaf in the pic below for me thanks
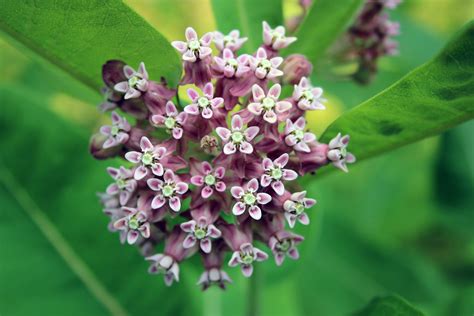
[354,295,424,316]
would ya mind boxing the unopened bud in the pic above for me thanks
[201,135,220,155]
[281,54,313,85]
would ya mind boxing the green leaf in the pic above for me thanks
[0,0,182,90]
[0,86,196,315]
[283,0,364,63]
[354,295,424,316]
[211,0,283,52]
[320,21,474,161]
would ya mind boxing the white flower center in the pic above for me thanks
[231,131,244,143]
[259,59,272,70]
[164,117,176,129]
[188,40,201,50]
[262,97,275,111]
[198,97,210,108]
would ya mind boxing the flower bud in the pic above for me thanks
[102,60,127,88]
[281,54,313,85]
[89,132,122,160]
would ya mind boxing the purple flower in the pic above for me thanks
[231,178,272,220]
[249,47,284,80]
[269,231,304,266]
[147,169,189,212]
[151,101,187,139]
[213,30,248,52]
[262,21,297,50]
[113,207,151,245]
[99,111,130,149]
[190,161,226,198]
[197,267,232,290]
[114,62,149,99]
[327,133,356,172]
[284,117,316,153]
[180,217,221,253]
[281,54,313,85]
[105,166,137,205]
[185,82,224,119]
[283,191,316,228]
[125,136,167,180]
[228,243,268,277]
[247,84,292,124]
[261,154,298,196]
[213,48,250,78]
[172,27,213,62]
[146,254,180,286]
[292,77,326,111]
[216,115,260,155]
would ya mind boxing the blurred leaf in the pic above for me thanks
[211,0,283,52]
[0,0,182,90]
[321,21,474,161]
[283,0,364,63]
[0,86,196,315]
[354,295,424,316]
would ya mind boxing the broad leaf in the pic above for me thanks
[0,86,196,315]
[354,295,424,316]
[211,0,283,52]
[283,0,364,63]
[0,0,182,90]
[320,21,474,161]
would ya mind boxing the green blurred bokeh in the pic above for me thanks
[0,0,472,315]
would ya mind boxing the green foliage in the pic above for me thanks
[354,295,424,316]
[211,0,283,52]
[0,0,182,89]
[321,21,474,161]
[0,86,197,316]
[283,0,364,62]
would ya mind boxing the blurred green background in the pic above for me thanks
[0,0,473,315]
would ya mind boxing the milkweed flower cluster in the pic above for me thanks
[90,21,355,290]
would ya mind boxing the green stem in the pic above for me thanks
[247,265,259,316]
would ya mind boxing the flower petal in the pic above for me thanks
[230,186,244,199]
[232,202,246,216]
[216,127,231,141]
[169,196,181,212]
[256,192,272,204]
[248,205,262,220]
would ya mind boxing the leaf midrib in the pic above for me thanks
[0,160,129,316]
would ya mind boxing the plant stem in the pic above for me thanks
[247,265,259,316]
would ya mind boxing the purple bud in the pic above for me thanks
[281,54,313,85]
[102,60,127,88]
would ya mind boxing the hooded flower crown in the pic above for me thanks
[91,21,355,290]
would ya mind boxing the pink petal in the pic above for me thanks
[298,213,310,225]
[276,101,292,113]
[244,126,259,141]
[303,132,316,143]
[271,181,285,196]
[231,115,243,130]
[165,101,178,116]
[252,84,265,101]
[203,82,214,98]
[263,110,277,124]
[202,107,213,119]
[183,235,197,248]
[241,264,253,277]
[114,81,129,93]
[247,178,259,192]
[151,163,164,176]
[163,169,175,182]
[275,253,285,266]
[260,174,272,187]
[180,220,196,233]
[201,186,214,198]
[151,195,166,209]
[216,127,231,141]
[288,248,299,260]
[184,104,199,115]
[191,175,204,186]
[223,142,237,155]
[169,197,181,212]
[247,102,263,115]
[248,205,262,220]
[113,218,127,230]
[124,88,140,99]
[175,182,188,194]
[151,114,166,125]
[127,231,139,245]
[268,84,281,99]
[171,41,187,53]
[294,142,310,153]
[125,151,142,163]
[140,136,154,151]
[134,166,148,180]
[138,62,148,79]
[283,169,298,181]
[239,141,253,154]
[207,225,221,238]
[106,183,119,195]
[256,192,272,204]
[200,32,213,46]
[185,27,198,41]
[228,251,240,267]
[200,238,212,253]
[186,88,200,102]
[270,57,283,68]
[232,202,246,216]
[139,223,151,238]
[254,248,269,261]
[256,47,267,59]
[172,127,183,139]
[215,181,226,192]
[214,166,225,178]
[230,186,244,199]
[274,154,288,167]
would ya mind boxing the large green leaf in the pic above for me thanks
[354,295,424,316]
[0,86,196,315]
[0,0,182,90]
[211,0,283,52]
[320,21,474,161]
[282,0,364,63]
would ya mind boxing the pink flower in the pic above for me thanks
[113,207,151,245]
[197,267,232,290]
[190,161,226,198]
[283,191,316,228]
[262,21,297,50]
[180,217,221,253]
[100,111,130,149]
[125,136,167,180]
[228,243,268,277]
[327,133,356,172]
[292,77,326,111]
[260,154,298,195]
[146,254,180,286]
[284,117,316,153]
[151,101,187,139]
[185,82,224,119]
[231,178,272,220]
[114,62,149,99]
[249,47,283,80]
[248,84,292,124]
[213,48,250,78]
[213,30,248,52]
[172,27,213,62]
[269,231,304,266]
[216,115,260,155]
[105,166,137,205]
[147,169,189,212]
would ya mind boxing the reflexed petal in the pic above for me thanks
[113,217,127,229]
[123,65,135,78]
[288,248,300,259]
[199,46,212,58]
[151,114,166,125]
[294,141,310,153]
[282,169,298,181]
[103,137,117,149]
[256,192,272,204]
[200,32,213,46]
[140,136,154,151]
[202,107,213,119]
[232,202,246,216]
[263,110,277,123]
[271,181,285,196]
[124,88,141,99]
[106,183,119,195]
[183,234,197,248]
[139,223,151,238]
[163,169,175,182]
[151,163,164,176]
[215,181,226,192]
[134,166,148,180]
[260,174,272,187]
[114,81,129,93]
[191,175,204,186]
[127,231,139,245]
[151,195,166,209]
[138,62,148,79]
[256,47,267,59]
[230,186,244,199]
[223,142,237,155]
[200,238,212,253]
[285,135,297,146]
[298,213,310,225]
[285,212,297,228]
[211,97,224,108]
[185,27,198,41]
[303,132,316,143]
[187,88,200,102]
[247,102,263,115]
[294,117,306,129]
[262,157,273,170]
[183,50,196,62]
[216,127,231,141]
[252,84,265,101]
[270,57,283,68]
[275,253,285,266]
[100,125,112,136]
[180,220,196,232]
[247,178,259,192]
[175,182,188,194]
[119,191,132,205]
[244,126,259,141]
[274,153,289,167]
[239,141,253,154]
[255,67,267,79]
[228,251,240,267]
[201,186,214,198]
[172,127,183,139]
[241,264,253,277]
[254,247,268,261]
[169,196,181,212]
[231,115,243,130]
[203,82,214,98]
[165,101,178,115]
[184,104,199,115]
[346,153,356,163]
[275,101,292,113]
[214,166,225,178]
[207,225,221,238]
[303,198,317,208]
[248,205,262,220]
[268,84,281,99]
